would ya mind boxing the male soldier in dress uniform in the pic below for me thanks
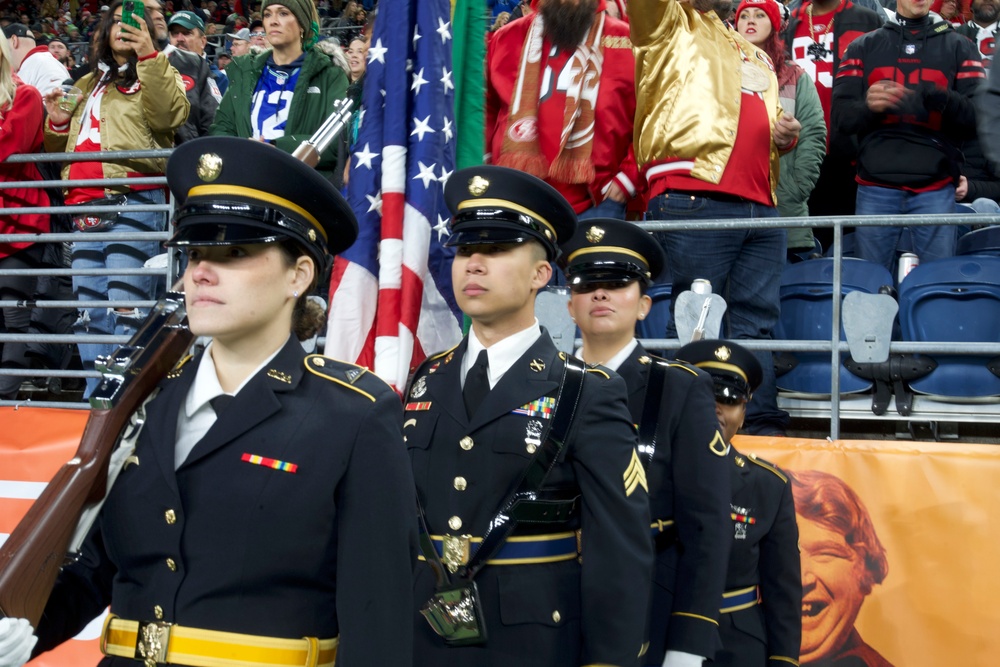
[1,137,418,667]
[406,166,653,667]
[676,340,801,667]
[561,219,732,667]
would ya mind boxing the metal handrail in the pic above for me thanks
[3,149,1000,430]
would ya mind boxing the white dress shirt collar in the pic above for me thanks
[574,338,638,373]
[463,320,543,389]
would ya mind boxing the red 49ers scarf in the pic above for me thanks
[496,13,604,184]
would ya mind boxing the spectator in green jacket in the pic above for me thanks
[210,0,348,180]
[737,0,826,257]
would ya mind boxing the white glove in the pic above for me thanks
[661,650,704,667]
[0,618,37,667]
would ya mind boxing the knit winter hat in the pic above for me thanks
[262,0,320,49]
[735,0,783,32]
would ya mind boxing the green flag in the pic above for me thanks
[452,0,488,171]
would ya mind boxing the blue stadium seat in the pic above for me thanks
[898,256,1000,399]
[775,258,894,395]
[636,282,672,347]
[957,226,1000,258]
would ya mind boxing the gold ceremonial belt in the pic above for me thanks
[101,615,338,667]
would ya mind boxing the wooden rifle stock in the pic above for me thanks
[0,291,193,625]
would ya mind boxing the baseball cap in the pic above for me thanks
[169,10,206,32]
[226,27,250,41]
[2,23,31,39]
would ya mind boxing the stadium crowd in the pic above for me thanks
[0,2,995,667]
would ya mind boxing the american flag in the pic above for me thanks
[326,0,463,390]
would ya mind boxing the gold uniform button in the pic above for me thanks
[166,558,177,571]
[154,605,164,620]
[526,443,537,454]
[164,509,176,525]
[552,610,561,623]
[454,476,468,491]
[460,436,474,451]
[448,516,463,531]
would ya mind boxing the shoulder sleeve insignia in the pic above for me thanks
[709,430,728,457]
[304,354,390,402]
[748,453,788,483]
[624,448,648,497]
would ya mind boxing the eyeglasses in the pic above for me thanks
[250,31,266,37]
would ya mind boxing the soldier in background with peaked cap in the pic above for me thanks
[563,218,732,667]
[676,339,801,667]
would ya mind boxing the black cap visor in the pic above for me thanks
[446,209,559,259]
[566,261,651,289]
[712,376,752,404]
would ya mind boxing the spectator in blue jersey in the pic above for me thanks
[210,0,349,181]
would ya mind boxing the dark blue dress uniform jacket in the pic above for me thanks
[614,343,732,663]
[715,448,801,667]
[407,332,654,667]
[34,337,418,666]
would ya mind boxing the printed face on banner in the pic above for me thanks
[798,517,871,662]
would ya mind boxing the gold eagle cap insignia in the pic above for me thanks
[585,226,605,243]
[468,175,489,196]
[196,152,223,182]
[715,345,732,362]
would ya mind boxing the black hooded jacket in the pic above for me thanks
[831,14,985,189]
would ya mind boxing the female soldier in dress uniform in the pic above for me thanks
[676,339,801,667]
[0,136,417,667]
[561,219,731,667]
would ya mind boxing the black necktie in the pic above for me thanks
[210,394,233,417]
[463,350,490,418]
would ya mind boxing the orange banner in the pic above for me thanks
[2,408,999,666]
[735,434,1000,667]
[0,407,102,666]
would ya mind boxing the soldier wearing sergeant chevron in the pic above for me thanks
[0,137,417,667]
[676,340,801,667]
[561,219,732,667]
[407,166,653,667]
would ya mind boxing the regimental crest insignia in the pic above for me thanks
[468,175,489,196]
[714,345,732,362]
[586,225,605,243]
[196,152,223,182]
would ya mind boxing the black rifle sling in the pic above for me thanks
[638,358,669,471]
